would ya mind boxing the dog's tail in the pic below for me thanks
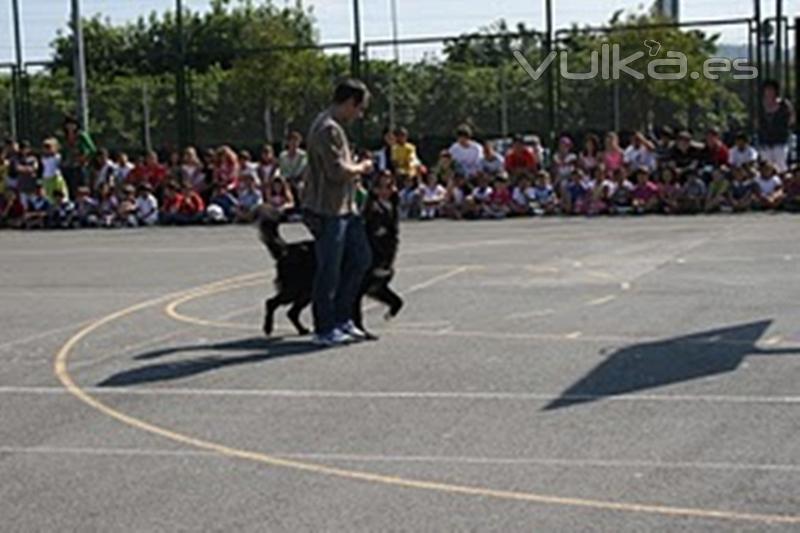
[257,205,288,260]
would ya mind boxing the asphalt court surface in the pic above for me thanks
[2,214,800,531]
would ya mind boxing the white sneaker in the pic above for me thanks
[338,321,368,341]
[312,328,353,347]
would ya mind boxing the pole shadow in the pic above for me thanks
[545,320,800,410]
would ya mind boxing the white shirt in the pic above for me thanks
[449,141,484,177]
[41,155,62,179]
[115,162,135,184]
[624,145,656,171]
[136,194,159,224]
[728,145,758,168]
[755,175,782,196]
[512,186,536,206]
[421,183,446,202]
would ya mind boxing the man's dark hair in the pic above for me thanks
[735,132,750,143]
[456,125,472,138]
[763,79,780,93]
[333,78,370,106]
[63,115,80,128]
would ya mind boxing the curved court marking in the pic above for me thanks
[54,273,800,526]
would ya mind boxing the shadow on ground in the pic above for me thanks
[98,337,321,387]
[545,320,800,410]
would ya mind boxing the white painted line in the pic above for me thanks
[764,336,783,347]
[2,446,799,473]
[566,331,583,339]
[586,295,617,307]
[0,319,94,353]
[620,282,632,291]
[676,258,687,264]
[6,386,800,404]
[508,309,556,320]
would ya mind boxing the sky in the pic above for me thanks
[0,0,794,64]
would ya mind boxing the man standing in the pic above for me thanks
[61,115,96,198]
[758,80,795,173]
[303,79,374,347]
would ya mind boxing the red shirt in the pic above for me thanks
[128,163,168,189]
[161,193,183,214]
[708,143,730,167]
[179,191,205,215]
[490,187,512,206]
[505,148,537,174]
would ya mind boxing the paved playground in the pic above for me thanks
[1,214,799,531]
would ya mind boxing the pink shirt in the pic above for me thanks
[633,181,660,202]
[604,150,624,173]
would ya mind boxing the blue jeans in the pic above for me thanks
[309,213,372,335]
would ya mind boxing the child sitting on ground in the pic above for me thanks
[631,167,661,214]
[532,171,559,215]
[782,167,800,212]
[464,172,493,219]
[484,176,513,219]
[419,173,446,220]
[704,167,731,213]
[24,182,51,229]
[753,161,784,210]
[727,166,755,212]
[511,174,536,216]
[47,189,76,228]
[609,168,634,214]
[441,174,470,220]
[73,186,99,227]
[658,167,680,214]
[398,175,421,219]
[0,189,25,228]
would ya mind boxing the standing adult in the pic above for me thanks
[758,80,795,173]
[303,79,374,347]
[60,115,96,199]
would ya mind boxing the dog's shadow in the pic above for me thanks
[98,337,322,387]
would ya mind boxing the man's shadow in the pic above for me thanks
[545,320,800,410]
[98,337,322,387]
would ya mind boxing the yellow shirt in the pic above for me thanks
[392,142,418,177]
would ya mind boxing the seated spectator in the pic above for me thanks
[167,150,183,182]
[419,173,446,220]
[374,127,396,174]
[753,161,784,210]
[0,188,25,228]
[207,183,239,224]
[214,146,240,191]
[263,176,294,221]
[98,183,120,227]
[257,145,279,184]
[159,182,184,225]
[578,133,601,174]
[728,133,758,168]
[279,131,308,188]
[91,148,117,192]
[118,185,138,227]
[47,189,76,229]
[602,132,625,175]
[135,183,159,226]
[564,169,591,215]
[587,165,615,215]
[176,182,205,225]
[678,171,707,214]
[659,167,681,214]
[511,173,536,216]
[727,166,755,212]
[551,136,577,187]
[441,173,470,220]
[238,150,258,179]
[392,127,419,178]
[41,138,68,202]
[609,168,634,214]
[668,131,703,173]
[484,176,513,219]
[782,167,800,212]
[481,141,505,178]
[24,182,51,229]
[653,126,674,165]
[464,172,493,219]
[705,167,731,213]
[505,135,538,178]
[181,147,207,196]
[73,186,99,227]
[237,173,265,223]
[532,171,559,215]
[114,152,135,187]
[398,175,421,219]
[631,167,661,214]
[703,127,730,167]
[449,125,483,179]
[433,150,459,185]
[624,132,657,172]
[127,151,167,200]
[12,141,39,205]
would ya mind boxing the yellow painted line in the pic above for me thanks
[53,274,800,525]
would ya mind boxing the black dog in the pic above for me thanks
[258,194,403,338]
